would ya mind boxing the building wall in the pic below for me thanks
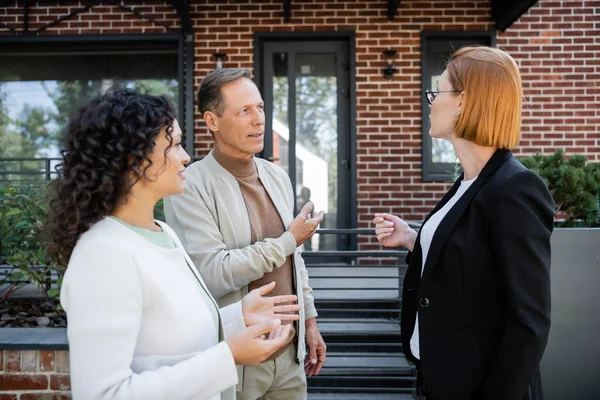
[0,350,70,399]
[0,2,596,393]
[0,0,597,230]
[0,2,179,35]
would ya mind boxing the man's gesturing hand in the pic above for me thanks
[304,317,326,376]
[288,202,324,246]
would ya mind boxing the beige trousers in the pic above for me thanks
[236,344,307,400]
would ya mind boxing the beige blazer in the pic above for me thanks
[164,151,318,389]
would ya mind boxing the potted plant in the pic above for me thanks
[519,150,600,400]
[520,149,600,227]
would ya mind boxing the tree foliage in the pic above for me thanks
[0,90,21,159]
[0,184,64,304]
[520,150,600,227]
[273,76,338,212]
[0,79,178,181]
[0,78,177,304]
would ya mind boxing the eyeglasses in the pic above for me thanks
[424,89,461,105]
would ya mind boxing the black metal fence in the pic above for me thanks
[1,158,417,305]
[304,228,409,301]
[0,157,61,183]
[1,228,412,299]
[0,156,206,184]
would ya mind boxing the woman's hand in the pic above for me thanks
[242,282,301,326]
[373,213,418,251]
[227,320,294,365]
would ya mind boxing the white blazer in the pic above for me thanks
[61,217,244,400]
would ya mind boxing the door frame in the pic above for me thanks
[253,31,358,238]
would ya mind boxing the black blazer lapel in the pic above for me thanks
[410,174,463,260]
[420,149,513,283]
[404,176,462,289]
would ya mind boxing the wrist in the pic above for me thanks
[406,229,418,252]
[305,317,317,328]
[226,339,240,365]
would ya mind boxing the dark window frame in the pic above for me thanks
[253,31,358,236]
[420,31,496,181]
[0,34,190,153]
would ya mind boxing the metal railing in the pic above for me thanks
[303,228,411,301]
[1,227,417,298]
[0,157,61,183]
[0,157,205,184]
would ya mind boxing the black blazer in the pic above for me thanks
[402,149,555,400]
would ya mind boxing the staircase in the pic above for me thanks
[307,299,416,399]
[303,238,417,399]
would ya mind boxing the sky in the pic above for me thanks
[1,80,58,120]
[1,81,61,157]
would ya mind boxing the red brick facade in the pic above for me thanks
[0,350,70,399]
[0,1,598,394]
[0,0,598,228]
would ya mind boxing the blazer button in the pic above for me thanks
[419,297,430,308]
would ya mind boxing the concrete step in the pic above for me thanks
[319,353,412,376]
[315,298,402,319]
[319,319,400,335]
[318,307,400,316]
[307,262,405,300]
[307,265,405,277]
[319,318,401,353]
[309,376,416,394]
[315,298,401,310]
[306,297,414,397]
[311,287,401,300]
[326,342,402,353]
[308,392,415,399]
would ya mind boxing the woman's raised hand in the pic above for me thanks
[227,320,293,365]
[241,281,300,326]
[373,213,418,252]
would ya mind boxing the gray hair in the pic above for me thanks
[196,68,252,116]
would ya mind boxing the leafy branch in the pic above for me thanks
[0,184,65,305]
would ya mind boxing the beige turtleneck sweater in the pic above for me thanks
[212,147,296,355]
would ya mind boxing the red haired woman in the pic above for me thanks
[374,46,554,400]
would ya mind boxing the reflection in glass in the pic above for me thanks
[1,48,178,182]
[295,53,337,250]
[271,52,340,250]
[429,74,456,163]
[272,52,289,174]
[0,79,178,182]
[431,139,456,163]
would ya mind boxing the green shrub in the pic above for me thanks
[0,184,168,305]
[0,184,65,304]
[154,198,165,222]
[520,150,600,227]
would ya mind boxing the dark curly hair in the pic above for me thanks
[47,89,176,266]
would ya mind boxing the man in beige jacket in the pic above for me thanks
[164,68,326,400]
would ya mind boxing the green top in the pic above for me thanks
[110,217,176,248]
[109,216,220,329]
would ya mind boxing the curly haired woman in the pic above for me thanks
[48,89,300,400]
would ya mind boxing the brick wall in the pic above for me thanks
[0,0,597,227]
[0,2,179,35]
[188,0,599,228]
[499,1,600,160]
[0,350,70,399]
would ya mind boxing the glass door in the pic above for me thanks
[261,41,352,251]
